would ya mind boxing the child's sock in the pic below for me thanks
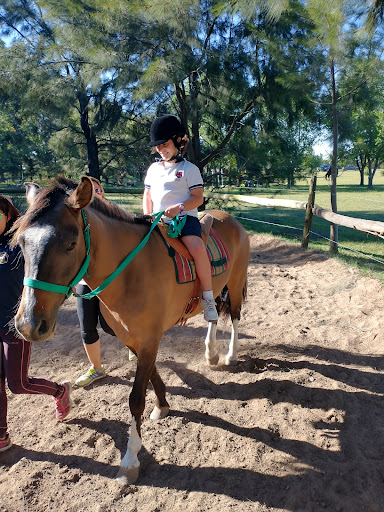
[202,289,214,301]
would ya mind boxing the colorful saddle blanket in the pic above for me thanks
[164,228,230,284]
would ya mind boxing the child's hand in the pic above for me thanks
[164,205,182,218]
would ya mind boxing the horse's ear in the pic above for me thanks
[66,176,93,211]
[24,182,42,205]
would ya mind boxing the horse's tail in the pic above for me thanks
[216,280,247,319]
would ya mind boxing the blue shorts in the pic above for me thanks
[180,215,202,239]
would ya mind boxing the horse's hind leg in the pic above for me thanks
[149,364,170,420]
[226,318,240,366]
[225,274,247,366]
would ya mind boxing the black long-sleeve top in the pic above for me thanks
[0,231,24,330]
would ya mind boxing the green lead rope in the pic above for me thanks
[24,210,186,300]
[75,210,165,299]
[77,211,186,299]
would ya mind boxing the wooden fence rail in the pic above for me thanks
[205,190,384,238]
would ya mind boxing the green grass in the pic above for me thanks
[213,170,384,282]
[104,190,143,213]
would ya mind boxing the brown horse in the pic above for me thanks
[12,176,250,483]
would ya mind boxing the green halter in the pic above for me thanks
[23,209,184,300]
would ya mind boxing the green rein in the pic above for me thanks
[23,210,185,300]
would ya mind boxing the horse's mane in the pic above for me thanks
[12,176,149,244]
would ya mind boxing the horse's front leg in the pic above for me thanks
[205,321,219,365]
[116,351,156,485]
[149,364,170,420]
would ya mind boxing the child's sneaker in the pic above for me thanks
[200,297,219,322]
[75,366,106,387]
[0,433,12,453]
[53,381,73,421]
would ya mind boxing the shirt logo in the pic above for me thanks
[175,170,184,179]
[0,252,9,265]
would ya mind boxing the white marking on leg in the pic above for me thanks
[205,321,218,363]
[226,319,239,365]
[120,418,141,470]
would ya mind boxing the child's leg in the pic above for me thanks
[182,235,212,291]
[182,234,218,322]
[0,339,8,439]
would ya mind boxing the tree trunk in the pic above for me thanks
[330,61,338,253]
[356,158,364,187]
[185,71,202,171]
[359,169,364,186]
[356,155,365,186]
[78,93,100,180]
[368,160,373,189]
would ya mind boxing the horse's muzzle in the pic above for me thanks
[14,311,56,342]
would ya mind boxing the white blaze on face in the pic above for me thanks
[22,225,56,278]
[121,418,142,469]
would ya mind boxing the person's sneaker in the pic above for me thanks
[201,297,219,322]
[53,381,73,421]
[75,366,106,387]
[0,433,12,453]
[128,350,137,361]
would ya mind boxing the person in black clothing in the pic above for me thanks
[74,179,136,388]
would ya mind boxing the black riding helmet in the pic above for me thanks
[149,114,185,147]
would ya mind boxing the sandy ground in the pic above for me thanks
[1,233,384,512]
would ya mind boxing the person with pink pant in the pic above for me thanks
[0,195,72,453]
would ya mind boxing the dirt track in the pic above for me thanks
[1,233,384,512]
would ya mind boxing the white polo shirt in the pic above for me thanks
[144,159,203,219]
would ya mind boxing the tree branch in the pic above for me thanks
[200,100,254,168]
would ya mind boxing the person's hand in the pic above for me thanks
[164,204,183,218]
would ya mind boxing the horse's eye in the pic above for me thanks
[67,242,77,252]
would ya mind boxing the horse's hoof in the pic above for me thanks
[150,405,170,420]
[207,353,219,366]
[225,358,237,366]
[116,466,140,485]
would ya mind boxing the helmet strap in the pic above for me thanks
[166,152,183,163]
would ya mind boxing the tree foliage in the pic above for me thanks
[0,0,383,193]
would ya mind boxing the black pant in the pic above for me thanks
[76,284,116,344]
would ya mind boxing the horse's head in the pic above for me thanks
[14,176,94,342]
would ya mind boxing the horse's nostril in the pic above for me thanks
[38,319,49,336]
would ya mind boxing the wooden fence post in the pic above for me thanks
[301,175,317,248]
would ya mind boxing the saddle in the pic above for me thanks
[156,213,229,325]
